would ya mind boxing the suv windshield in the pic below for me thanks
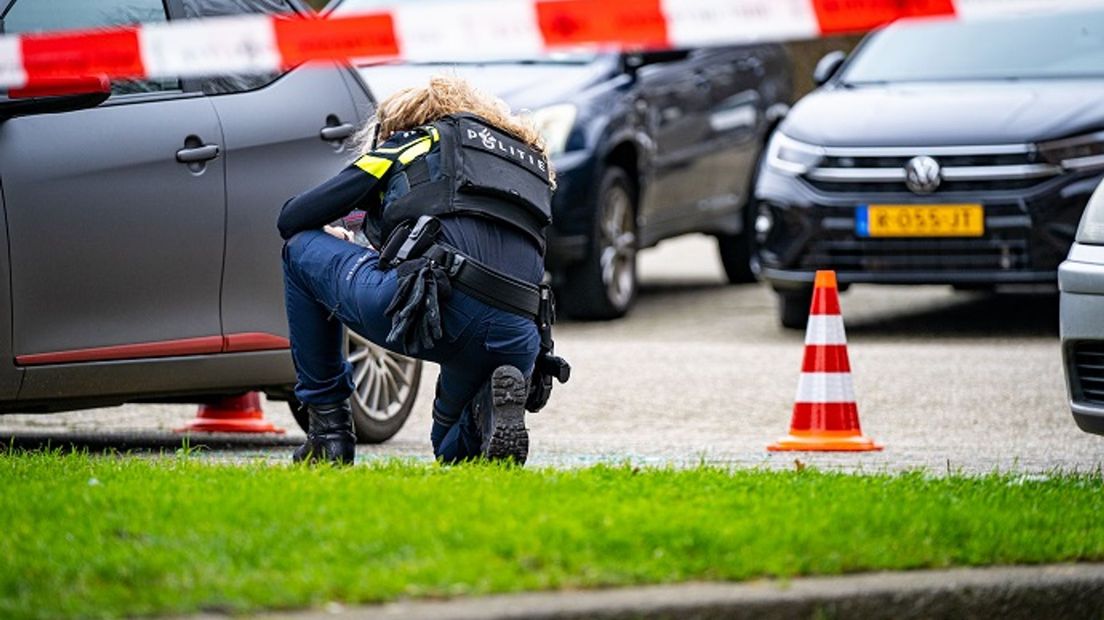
[841,9,1104,84]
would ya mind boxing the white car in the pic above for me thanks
[1060,178,1104,435]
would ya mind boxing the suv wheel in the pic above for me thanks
[559,166,638,320]
[717,150,766,284]
[778,289,813,330]
[291,330,422,443]
[716,213,757,284]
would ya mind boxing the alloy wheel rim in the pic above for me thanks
[346,331,418,422]
[599,184,637,309]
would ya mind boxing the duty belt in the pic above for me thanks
[380,215,541,320]
[380,215,569,411]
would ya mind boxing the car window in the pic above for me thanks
[841,9,1104,84]
[179,0,297,95]
[1,0,180,95]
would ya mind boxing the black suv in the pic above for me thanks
[351,43,792,319]
[755,10,1104,328]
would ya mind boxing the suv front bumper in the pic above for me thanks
[754,166,1102,291]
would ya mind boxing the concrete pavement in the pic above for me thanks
[2,234,1099,474]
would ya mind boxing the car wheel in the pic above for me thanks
[717,148,767,284]
[778,289,813,330]
[558,166,638,320]
[290,330,422,443]
[716,218,756,284]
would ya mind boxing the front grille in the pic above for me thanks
[805,144,1061,195]
[799,236,1030,272]
[1072,342,1104,405]
[805,178,1043,194]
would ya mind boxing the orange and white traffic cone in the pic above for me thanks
[174,392,286,434]
[768,270,881,452]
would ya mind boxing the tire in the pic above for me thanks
[778,289,813,330]
[717,148,767,284]
[558,166,638,320]
[716,227,755,284]
[290,330,422,444]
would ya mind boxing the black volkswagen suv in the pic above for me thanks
[755,10,1104,327]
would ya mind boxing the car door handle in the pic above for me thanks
[320,123,355,141]
[175,144,219,163]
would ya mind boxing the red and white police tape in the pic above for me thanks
[2,0,1101,92]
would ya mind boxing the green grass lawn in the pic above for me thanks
[2,452,1103,619]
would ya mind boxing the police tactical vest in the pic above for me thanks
[377,113,553,251]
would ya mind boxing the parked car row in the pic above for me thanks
[0,0,794,439]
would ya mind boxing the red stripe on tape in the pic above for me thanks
[790,401,861,432]
[536,0,669,49]
[809,286,841,316]
[802,345,851,373]
[274,13,399,67]
[810,0,956,35]
[9,75,109,98]
[21,27,144,85]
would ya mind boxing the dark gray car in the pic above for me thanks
[0,0,421,442]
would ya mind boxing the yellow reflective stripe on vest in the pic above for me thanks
[354,154,392,179]
[397,136,432,164]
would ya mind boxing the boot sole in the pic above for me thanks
[485,366,529,464]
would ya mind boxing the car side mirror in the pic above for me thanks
[813,51,847,87]
[0,75,111,121]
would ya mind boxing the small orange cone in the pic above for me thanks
[768,271,881,452]
[175,392,286,434]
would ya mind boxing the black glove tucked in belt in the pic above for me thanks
[384,256,452,354]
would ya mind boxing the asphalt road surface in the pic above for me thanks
[2,235,1099,474]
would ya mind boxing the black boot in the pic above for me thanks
[472,365,529,464]
[292,401,356,465]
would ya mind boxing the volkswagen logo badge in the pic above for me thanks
[904,155,941,194]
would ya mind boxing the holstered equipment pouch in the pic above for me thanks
[383,217,453,354]
[525,286,571,412]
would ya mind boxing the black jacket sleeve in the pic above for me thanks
[277,131,435,240]
[277,165,383,240]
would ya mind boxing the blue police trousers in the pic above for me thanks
[282,230,540,462]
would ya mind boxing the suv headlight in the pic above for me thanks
[766,132,824,176]
[530,103,577,158]
[1077,179,1104,244]
[1040,131,1104,173]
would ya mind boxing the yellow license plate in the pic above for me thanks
[857,204,985,238]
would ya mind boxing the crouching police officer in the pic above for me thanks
[277,76,569,466]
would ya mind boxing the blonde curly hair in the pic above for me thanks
[354,74,555,185]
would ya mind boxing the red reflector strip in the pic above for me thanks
[273,13,399,66]
[14,333,290,365]
[802,345,852,373]
[15,335,223,366]
[21,27,143,84]
[223,333,291,353]
[535,0,670,49]
[790,401,861,432]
